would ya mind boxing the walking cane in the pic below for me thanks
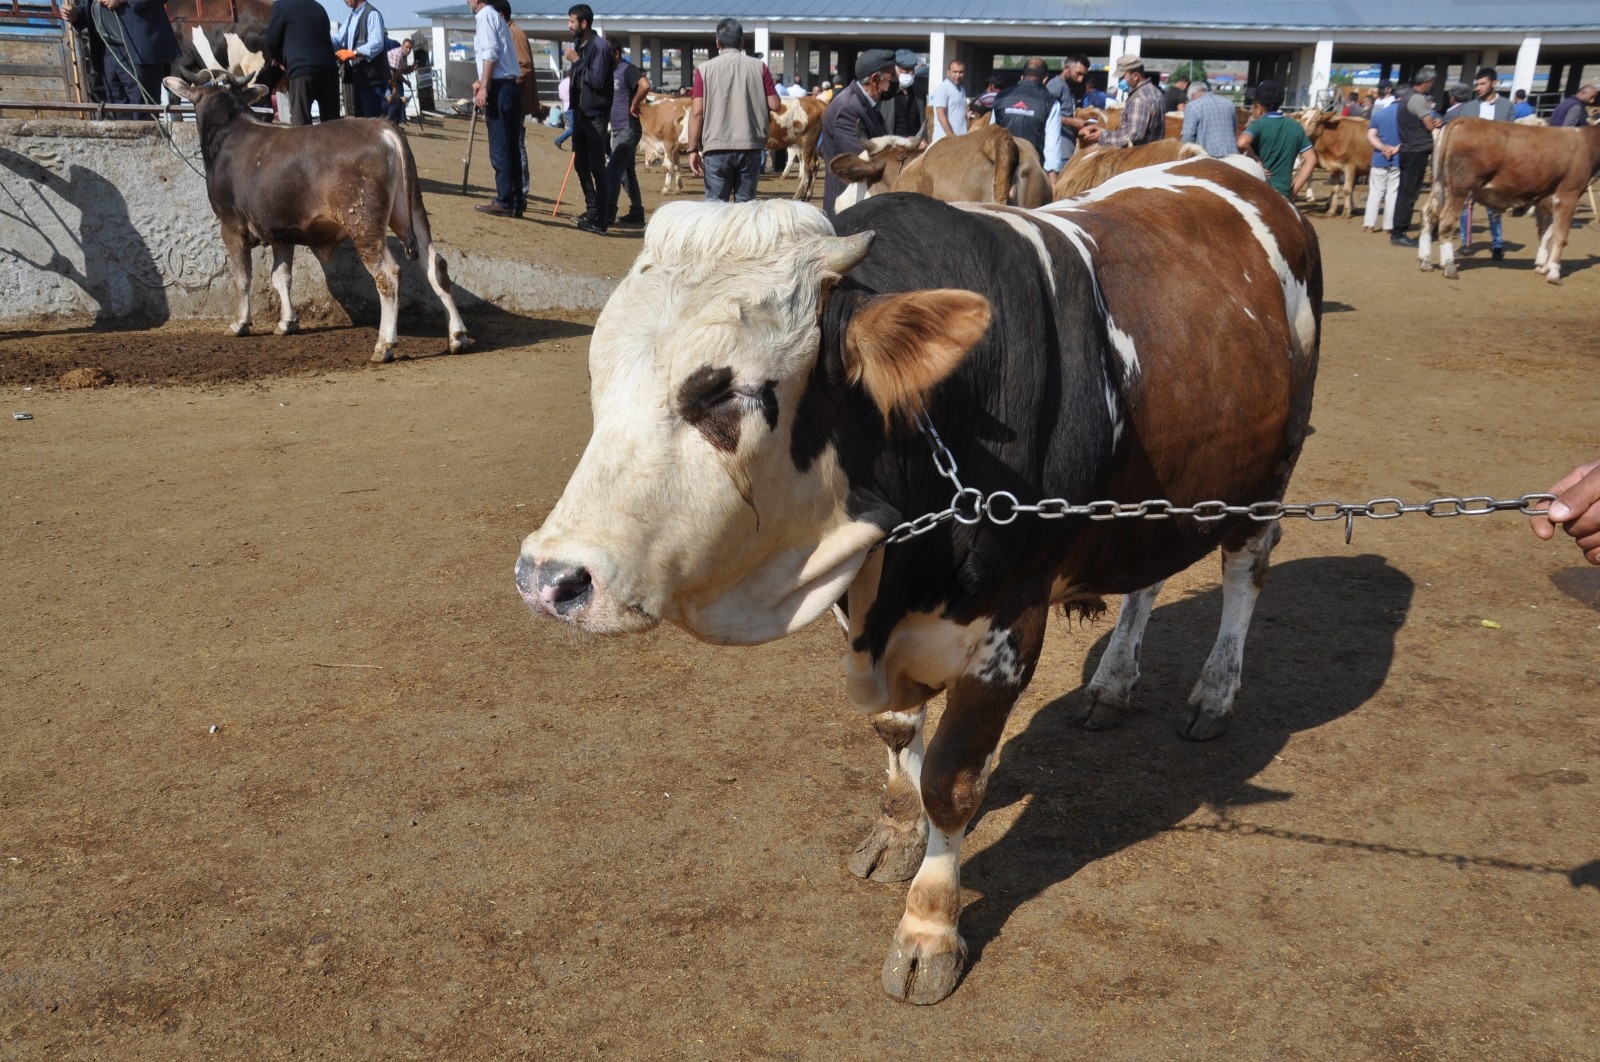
[551,152,576,217]
[461,104,479,195]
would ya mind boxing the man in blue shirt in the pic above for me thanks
[1512,90,1535,120]
[332,0,388,118]
[1363,92,1401,232]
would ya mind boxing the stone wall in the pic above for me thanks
[0,118,615,326]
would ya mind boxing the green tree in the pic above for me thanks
[1171,60,1207,83]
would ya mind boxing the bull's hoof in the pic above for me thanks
[1418,260,1434,272]
[449,332,474,354]
[1180,706,1232,741]
[1443,267,1458,280]
[230,322,251,337]
[370,343,395,364]
[849,822,926,882]
[276,319,299,336]
[1082,686,1129,730]
[882,930,967,1005]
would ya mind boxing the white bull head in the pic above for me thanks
[516,200,990,645]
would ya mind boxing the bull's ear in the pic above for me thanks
[843,289,992,421]
[242,84,271,106]
[829,152,886,184]
[163,75,201,100]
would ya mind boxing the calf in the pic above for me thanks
[1420,116,1600,282]
[1053,138,1205,199]
[767,95,827,201]
[516,155,1321,1004]
[1297,110,1371,218]
[164,77,470,361]
[830,124,1048,213]
[638,95,692,194]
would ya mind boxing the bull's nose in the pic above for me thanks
[515,554,594,618]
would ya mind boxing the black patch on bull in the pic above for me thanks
[677,365,742,453]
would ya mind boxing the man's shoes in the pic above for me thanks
[475,201,517,218]
[1491,246,1505,260]
[1390,234,1418,247]
[575,210,595,225]
[616,211,646,227]
[576,216,607,234]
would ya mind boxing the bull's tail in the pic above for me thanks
[988,131,1020,204]
[387,127,423,261]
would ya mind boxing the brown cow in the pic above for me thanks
[829,125,1049,212]
[639,95,692,194]
[163,77,470,361]
[1297,110,1371,218]
[1053,139,1206,199]
[768,95,828,201]
[1420,116,1600,283]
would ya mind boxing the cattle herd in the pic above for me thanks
[153,71,1598,1005]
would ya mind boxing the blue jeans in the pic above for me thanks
[702,149,761,202]
[485,78,524,212]
[553,108,574,146]
[354,81,387,119]
[605,125,642,221]
[1461,201,1503,247]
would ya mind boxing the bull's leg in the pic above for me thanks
[882,606,1047,1005]
[1435,190,1465,279]
[1533,203,1554,273]
[1538,195,1577,284]
[422,243,473,353]
[1418,187,1440,270]
[849,708,929,882]
[793,150,817,202]
[1183,520,1282,741]
[1082,581,1164,730]
[269,243,298,335]
[356,239,402,363]
[222,229,253,337]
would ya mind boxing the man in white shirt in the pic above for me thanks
[929,58,967,142]
[469,0,525,217]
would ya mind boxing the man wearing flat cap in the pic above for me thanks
[817,47,897,217]
[1097,54,1165,147]
[878,48,927,145]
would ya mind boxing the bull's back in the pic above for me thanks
[1440,118,1600,202]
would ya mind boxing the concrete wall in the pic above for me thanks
[0,118,615,327]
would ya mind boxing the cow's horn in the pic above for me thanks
[853,118,868,149]
[820,230,874,275]
[173,62,209,85]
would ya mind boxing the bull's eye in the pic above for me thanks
[676,367,780,454]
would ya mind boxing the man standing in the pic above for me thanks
[685,18,780,204]
[1160,72,1190,114]
[1371,79,1396,110]
[1512,89,1535,120]
[605,46,650,225]
[469,0,523,218]
[1461,67,1515,259]
[1550,84,1597,127]
[929,57,967,143]
[1180,80,1238,159]
[1096,55,1165,147]
[490,0,541,205]
[817,49,895,217]
[332,0,388,118]
[992,58,1063,178]
[1363,84,1402,233]
[563,4,613,234]
[1389,66,1442,247]
[69,0,178,111]
[1237,79,1317,200]
[265,0,340,124]
[878,49,925,145]
[1040,57,1079,165]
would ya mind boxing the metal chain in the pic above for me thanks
[880,409,1557,547]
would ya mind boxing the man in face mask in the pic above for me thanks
[878,48,927,146]
[818,48,896,216]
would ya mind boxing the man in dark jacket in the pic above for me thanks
[877,48,925,145]
[265,0,341,124]
[66,0,177,112]
[563,3,613,234]
[993,58,1063,176]
[817,48,894,217]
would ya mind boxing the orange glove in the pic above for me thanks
[335,48,358,61]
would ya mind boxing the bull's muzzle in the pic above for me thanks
[514,554,594,621]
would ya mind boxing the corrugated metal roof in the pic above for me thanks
[417,0,1600,31]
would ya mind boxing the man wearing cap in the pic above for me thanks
[992,58,1064,177]
[1372,80,1397,111]
[817,49,896,217]
[1238,78,1316,200]
[686,17,782,204]
[1390,66,1442,247]
[878,49,926,145]
[1096,55,1164,147]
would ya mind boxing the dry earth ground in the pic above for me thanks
[2,117,1599,1059]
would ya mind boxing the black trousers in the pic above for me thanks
[1393,150,1431,236]
[570,111,610,222]
[288,71,341,125]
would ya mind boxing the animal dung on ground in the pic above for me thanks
[59,367,114,389]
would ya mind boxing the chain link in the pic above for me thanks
[879,410,1557,547]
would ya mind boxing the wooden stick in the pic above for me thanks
[460,104,478,195]
[551,151,575,216]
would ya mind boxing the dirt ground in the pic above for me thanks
[3,121,1600,1059]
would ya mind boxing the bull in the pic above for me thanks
[515,156,1322,1004]
[1052,139,1206,199]
[829,125,1052,213]
[163,77,470,360]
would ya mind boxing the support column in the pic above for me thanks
[1513,38,1542,96]
[1288,43,1316,106]
[430,23,446,85]
[628,33,643,65]
[1124,33,1141,60]
[1461,51,1481,81]
[754,23,770,62]
[929,29,946,85]
[782,34,798,83]
[1309,37,1334,105]
[649,35,663,86]
[1109,32,1126,70]
[1481,47,1500,71]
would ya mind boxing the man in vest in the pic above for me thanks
[685,18,782,203]
[1390,66,1442,248]
[332,0,388,119]
[992,58,1063,178]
